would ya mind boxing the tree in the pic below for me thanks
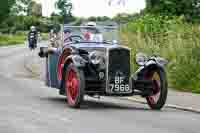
[10,0,42,16]
[27,1,42,17]
[145,0,200,20]
[50,12,63,24]
[0,0,15,23]
[109,0,200,22]
[55,0,72,23]
[10,0,29,15]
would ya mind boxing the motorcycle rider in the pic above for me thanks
[28,26,38,50]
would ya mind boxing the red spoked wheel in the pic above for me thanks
[65,64,85,108]
[145,69,168,110]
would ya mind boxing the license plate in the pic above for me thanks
[108,76,132,94]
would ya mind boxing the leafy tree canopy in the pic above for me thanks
[55,0,72,16]
[55,0,73,23]
[145,0,200,22]
[0,0,15,23]
[27,1,42,16]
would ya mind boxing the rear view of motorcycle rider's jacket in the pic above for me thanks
[28,30,38,43]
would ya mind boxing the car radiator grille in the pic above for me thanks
[107,48,130,92]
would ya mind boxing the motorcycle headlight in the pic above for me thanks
[136,52,147,66]
[89,51,105,66]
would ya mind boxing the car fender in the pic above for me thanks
[59,54,87,89]
[133,60,166,80]
[64,54,87,68]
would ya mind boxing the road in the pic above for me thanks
[0,43,200,133]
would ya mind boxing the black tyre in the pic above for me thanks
[144,69,168,110]
[64,63,85,108]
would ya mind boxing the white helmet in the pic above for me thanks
[50,29,54,33]
[86,22,97,27]
[30,26,36,31]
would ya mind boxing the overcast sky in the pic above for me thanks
[36,0,146,17]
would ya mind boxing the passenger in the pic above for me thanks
[49,29,57,47]
[48,28,62,48]
[47,27,62,54]
[84,22,103,42]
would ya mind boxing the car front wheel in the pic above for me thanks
[144,69,168,110]
[65,63,85,108]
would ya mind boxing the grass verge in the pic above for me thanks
[0,34,26,46]
[0,32,49,46]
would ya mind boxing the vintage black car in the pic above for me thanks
[39,25,168,109]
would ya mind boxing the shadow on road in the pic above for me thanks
[81,100,151,111]
[39,96,158,112]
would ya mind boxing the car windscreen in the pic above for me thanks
[63,25,119,44]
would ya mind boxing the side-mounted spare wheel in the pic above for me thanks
[144,68,168,110]
[64,63,85,108]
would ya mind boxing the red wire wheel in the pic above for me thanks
[144,69,168,110]
[65,64,85,108]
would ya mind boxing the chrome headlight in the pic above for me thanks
[136,53,147,66]
[89,51,105,66]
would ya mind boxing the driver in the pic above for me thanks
[84,22,103,42]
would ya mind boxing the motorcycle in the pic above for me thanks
[29,35,37,50]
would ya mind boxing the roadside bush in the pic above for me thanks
[121,14,200,93]
[123,14,186,33]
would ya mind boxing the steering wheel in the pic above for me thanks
[64,35,84,43]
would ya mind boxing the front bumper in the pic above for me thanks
[84,77,154,97]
